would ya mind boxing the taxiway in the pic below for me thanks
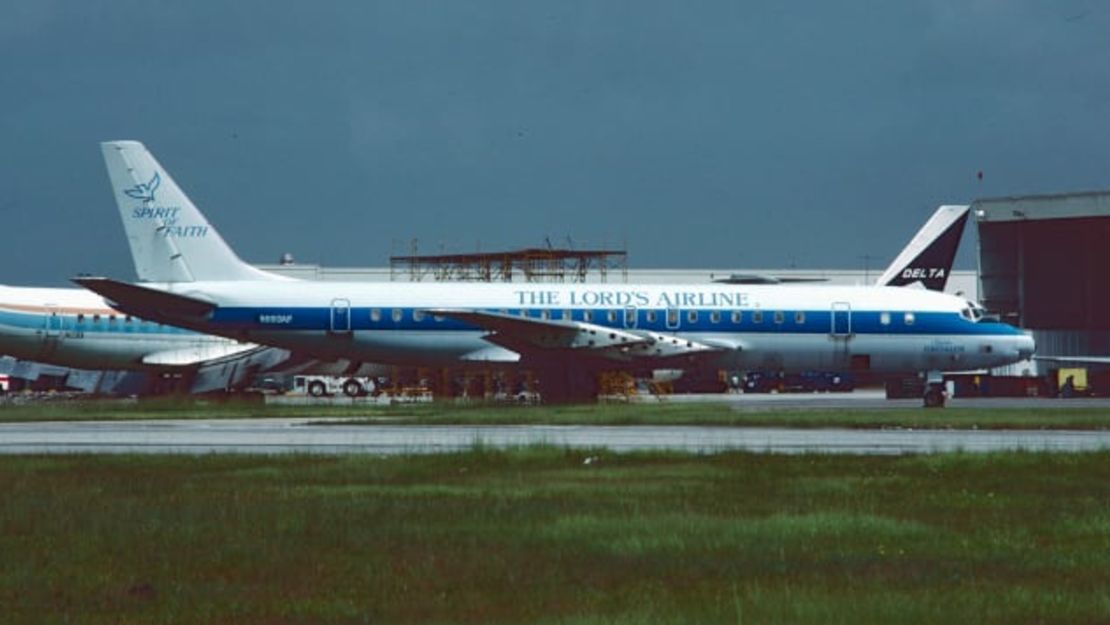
[1,418,1108,455]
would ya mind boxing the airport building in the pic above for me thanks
[975,191,1110,374]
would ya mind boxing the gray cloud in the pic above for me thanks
[1,1,1108,285]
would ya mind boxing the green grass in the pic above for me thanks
[4,396,1110,430]
[2,449,1109,623]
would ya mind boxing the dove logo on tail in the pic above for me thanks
[101,141,287,283]
[123,172,161,204]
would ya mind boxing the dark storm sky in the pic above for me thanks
[2,1,1109,285]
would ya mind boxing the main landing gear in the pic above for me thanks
[923,371,946,408]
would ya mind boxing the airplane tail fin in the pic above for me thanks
[100,140,285,283]
[876,205,969,291]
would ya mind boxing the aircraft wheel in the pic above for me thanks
[342,379,364,397]
[923,384,946,408]
[307,380,328,397]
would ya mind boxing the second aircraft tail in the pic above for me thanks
[875,205,970,291]
[101,140,284,283]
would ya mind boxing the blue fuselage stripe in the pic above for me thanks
[210,307,1022,337]
[2,306,1024,339]
[0,309,197,336]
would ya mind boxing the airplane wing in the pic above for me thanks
[1034,355,1110,366]
[430,309,725,364]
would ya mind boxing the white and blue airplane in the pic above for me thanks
[0,283,296,393]
[77,141,1033,406]
[0,199,967,395]
[0,283,396,394]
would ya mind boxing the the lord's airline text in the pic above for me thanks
[514,290,752,308]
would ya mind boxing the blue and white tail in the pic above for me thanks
[101,140,284,283]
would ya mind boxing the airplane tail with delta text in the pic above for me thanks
[876,205,970,291]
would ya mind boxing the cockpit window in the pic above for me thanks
[961,302,986,322]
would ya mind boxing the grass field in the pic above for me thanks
[3,396,1110,430]
[2,448,1109,624]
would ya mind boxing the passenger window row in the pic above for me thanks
[362,308,822,326]
[64,313,160,328]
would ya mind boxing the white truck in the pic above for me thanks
[292,375,378,398]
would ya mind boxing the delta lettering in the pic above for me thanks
[901,268,947,279]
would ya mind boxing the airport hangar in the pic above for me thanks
[975,191,1110,387]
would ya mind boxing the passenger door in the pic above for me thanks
[39,306,64,359]
[830,302,851,336]
[830,301,852,366]
[330,299,352,334]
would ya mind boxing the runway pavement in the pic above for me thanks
[267,389,1110,410]
[1,418,1109,455]
[660,390,1110,410]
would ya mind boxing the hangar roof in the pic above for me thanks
[973,191,1110,223]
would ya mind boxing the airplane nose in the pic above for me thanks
[1017,334,1035,360]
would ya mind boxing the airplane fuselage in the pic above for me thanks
[143,280,1034,374]
[0,285,240,371]
[85,140,1038,405]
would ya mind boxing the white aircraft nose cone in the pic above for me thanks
[1018,334,1035,360]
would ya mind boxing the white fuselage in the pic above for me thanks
[0,285,238,371]
[146,280,1034,374]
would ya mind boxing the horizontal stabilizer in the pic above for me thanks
[72,277,215,319]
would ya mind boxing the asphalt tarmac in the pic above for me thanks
[269,389,1110,410]
[659,389,1110,410]
[1,418,1108,455]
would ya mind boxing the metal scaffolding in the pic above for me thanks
[389,244,628,283]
